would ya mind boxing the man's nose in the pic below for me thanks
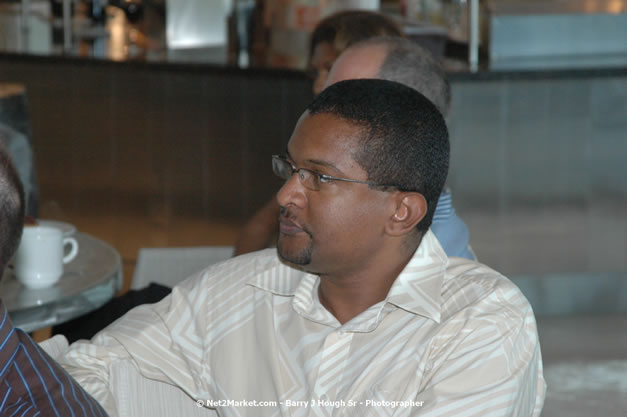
[277,172,307,209]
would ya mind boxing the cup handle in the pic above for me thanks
[63,237,79,264]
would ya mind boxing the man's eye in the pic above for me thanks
[318,174,333,184]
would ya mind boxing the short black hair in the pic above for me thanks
[307,79,449,233]
[0,145,24,272]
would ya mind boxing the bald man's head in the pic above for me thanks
[325,43,388,86]
[325,37,451,116]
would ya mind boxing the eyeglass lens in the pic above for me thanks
[272,156,319,191]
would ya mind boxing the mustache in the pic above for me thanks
[279,207,313,237]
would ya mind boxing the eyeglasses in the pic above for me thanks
[272,155,402,192]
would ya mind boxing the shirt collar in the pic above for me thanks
[245,250,306,297]
[385,230,447,322]
[0,300,20,378]
[246,231,447,325]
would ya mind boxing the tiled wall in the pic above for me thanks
[447,76,627,277]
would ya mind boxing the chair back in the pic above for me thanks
[131,246,233,290]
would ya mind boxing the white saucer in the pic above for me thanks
[38,220,77,236]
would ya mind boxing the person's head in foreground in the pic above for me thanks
[309,10,403,95]
[274,78,449,276]
[0,145,24,271]
[232,27,463,258]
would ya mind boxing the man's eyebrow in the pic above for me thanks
[307,158,341,173]
[285,149,342,174]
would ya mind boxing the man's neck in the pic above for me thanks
[317,247,415,325]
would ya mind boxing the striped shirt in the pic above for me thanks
[0,302,108,417]
[61,231,545,417]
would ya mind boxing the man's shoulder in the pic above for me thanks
[177,248,284,291]
[440,257,532,321]
[214,248,280,271]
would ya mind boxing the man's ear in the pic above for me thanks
[385,192,427,237]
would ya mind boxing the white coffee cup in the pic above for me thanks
[14,226,79,289]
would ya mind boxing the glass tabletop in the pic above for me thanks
[0,232,123,332]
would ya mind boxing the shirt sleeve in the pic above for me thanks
[414,285,546,417]
[59,270,213,416]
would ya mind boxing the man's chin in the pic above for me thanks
[277,237,313,266]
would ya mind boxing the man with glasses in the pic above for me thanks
[235,35,475,261]
[62,79,545,416]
